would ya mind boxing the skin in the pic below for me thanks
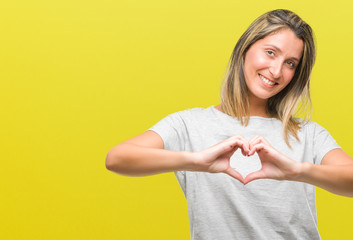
[209,29,353,194]
[211,28,305,181]
[242,28,303,117]
[106,29,353,197]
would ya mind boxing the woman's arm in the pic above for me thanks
[243,136,353,197]
[106,131,249,182]
[298,149,353,197]
[105,130,194,176]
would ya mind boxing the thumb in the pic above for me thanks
[224,167,244,184]
[243,170,267,185]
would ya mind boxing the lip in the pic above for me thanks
[258,74,277,88]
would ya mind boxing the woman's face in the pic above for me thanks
[243,28,304,102]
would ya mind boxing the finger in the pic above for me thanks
[229,139,249,155]
[257,136,271,145]
[249,134,261,143]
[205,140,240,161]
[209,139,239,155]
[227,139,245,152]
[224,167,244,184]
[249,135,262,144]
[248,143,265,156]
[243,170,267,185]
[249,136,272,155]
[230,135,250,155]
[210,135,249,158]
[239,135,250,154]
[241,147,247,157]
[249,135,261,152]
[249,135,271,147]
[239,141,250,156]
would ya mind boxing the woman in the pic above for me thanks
[106,9,353,239]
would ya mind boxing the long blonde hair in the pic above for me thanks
[220,9,316,146]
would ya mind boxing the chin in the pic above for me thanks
[252,91,276,101]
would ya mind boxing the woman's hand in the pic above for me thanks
[244,135,302,184]
[191,134,303,185]
[192,135,250,183]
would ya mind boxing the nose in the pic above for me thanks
[269,60,282,79]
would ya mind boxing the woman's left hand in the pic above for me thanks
[243,135,302,184]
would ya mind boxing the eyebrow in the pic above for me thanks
[264,44,300,62]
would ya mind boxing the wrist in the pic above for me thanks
[181,151,200,172]
[291,161,311,181]
[183,151,210,172]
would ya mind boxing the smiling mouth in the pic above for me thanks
[259,74,277,86]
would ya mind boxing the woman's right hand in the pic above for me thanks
[107,131,249,181]
[192,135,250,183]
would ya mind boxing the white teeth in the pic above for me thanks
[259,74,275,86]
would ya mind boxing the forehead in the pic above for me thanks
[253,29,304,60]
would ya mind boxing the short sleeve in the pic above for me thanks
[312,122,341,164]
[146,111,187,152]
[147,112,188,188]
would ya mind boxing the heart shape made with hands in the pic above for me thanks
[211,134,281,184]
[230,150,262,179]
[219,135,296,185]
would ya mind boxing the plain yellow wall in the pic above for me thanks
[1,0,352,239]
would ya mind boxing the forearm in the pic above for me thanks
[105,143,196,177]
[296,162,353,197]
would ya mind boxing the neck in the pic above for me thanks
[216,94,272,118]
[216,102,271,119]
[248,94,269,118]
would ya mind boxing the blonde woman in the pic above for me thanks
[106,9,353,239]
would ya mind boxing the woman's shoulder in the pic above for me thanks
[170,105,216,118]
[157,106,220,128]
[297,118,332,136]
[297,118,323,128]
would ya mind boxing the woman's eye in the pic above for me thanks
[287,61,295,68]
[266,50,275,56]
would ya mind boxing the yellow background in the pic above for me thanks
[1,0,352,239]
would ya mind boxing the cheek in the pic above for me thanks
[250,55,268,71]
[283,70,296,85]
[244,53,267,75]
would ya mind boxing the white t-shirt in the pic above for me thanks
[148,106,340,240]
